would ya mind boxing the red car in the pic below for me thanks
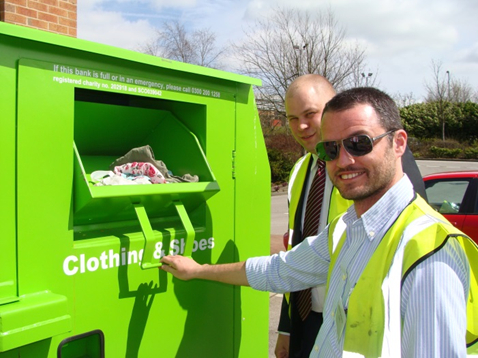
[423,170,478,244]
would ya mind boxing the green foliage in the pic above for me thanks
[408,137,478,159]
[459,102,478,142]
[400,101,478,142]
[400,102,440,139]
[267,148,296,183]
[463,147,478,159]
[429,146,461,158]
[264,132,303,184]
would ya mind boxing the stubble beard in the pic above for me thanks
[334,149,396,203]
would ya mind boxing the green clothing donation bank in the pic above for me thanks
[0,22,270,357]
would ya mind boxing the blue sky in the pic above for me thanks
[77,0,478,101]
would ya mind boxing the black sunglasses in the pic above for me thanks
[316,130,396,161]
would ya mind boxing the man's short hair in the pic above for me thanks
[323,87,403,131]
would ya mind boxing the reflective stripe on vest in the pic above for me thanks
[327,196,478,357]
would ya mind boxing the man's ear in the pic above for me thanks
[394,129,408,157]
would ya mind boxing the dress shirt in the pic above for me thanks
[246,175,469,358]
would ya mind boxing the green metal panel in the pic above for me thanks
[234,84,271,357]
[0,21,269,357]
[0,292,71,352]
[0,26,18,306]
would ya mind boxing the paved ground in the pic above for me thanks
[269,292,283,357]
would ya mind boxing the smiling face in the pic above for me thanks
[321,103,407,216]
[285,77,335,154]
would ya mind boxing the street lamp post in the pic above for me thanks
[293,43,308,77]
[361,72,373,86]
[446,70,451,101]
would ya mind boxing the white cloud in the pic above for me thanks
[455,42,478,64]
[78,5,157,51]
[82,0,197,9]
[76,0,478,99]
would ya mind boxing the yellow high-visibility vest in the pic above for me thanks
[326,195,478,357]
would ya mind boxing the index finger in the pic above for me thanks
[160,255,175,265]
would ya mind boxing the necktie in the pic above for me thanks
[297,160,326,321]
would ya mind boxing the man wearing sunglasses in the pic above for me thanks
[161,87,477,357]
[276,75,427,358]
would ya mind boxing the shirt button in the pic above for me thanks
[314,345,319,351]
[342,274,347,280]
[331,312,335,317]
[369,231,375,237]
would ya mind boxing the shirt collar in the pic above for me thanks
[343,174,414,241]
[311,153,318,165]
[310,153,325,170]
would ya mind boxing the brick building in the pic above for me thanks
[0,0,77,37]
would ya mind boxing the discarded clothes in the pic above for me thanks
[91,170,153,186]
[109,145,199,183]
[113,162,166,184]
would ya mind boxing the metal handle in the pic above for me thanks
[172,200,196,258]
[134,200,195,270]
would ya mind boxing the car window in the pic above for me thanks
[425,179,470,214]
[475,192,478,214]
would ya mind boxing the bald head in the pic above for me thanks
[285,74,336,154]
[285,74,336,104]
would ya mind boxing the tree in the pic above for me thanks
[424,61,478,140]
[138,20,226,69]
[393,92,418,108]
[425,60,450,140]
[232,7,371,120]
[449,77,475,103]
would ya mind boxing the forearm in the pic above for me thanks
[160,255,250,286]
[246,236,330,293]
[197,261,250,286]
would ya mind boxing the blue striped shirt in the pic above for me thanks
[246,175,470,357]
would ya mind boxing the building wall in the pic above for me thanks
[0,0,77,37]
